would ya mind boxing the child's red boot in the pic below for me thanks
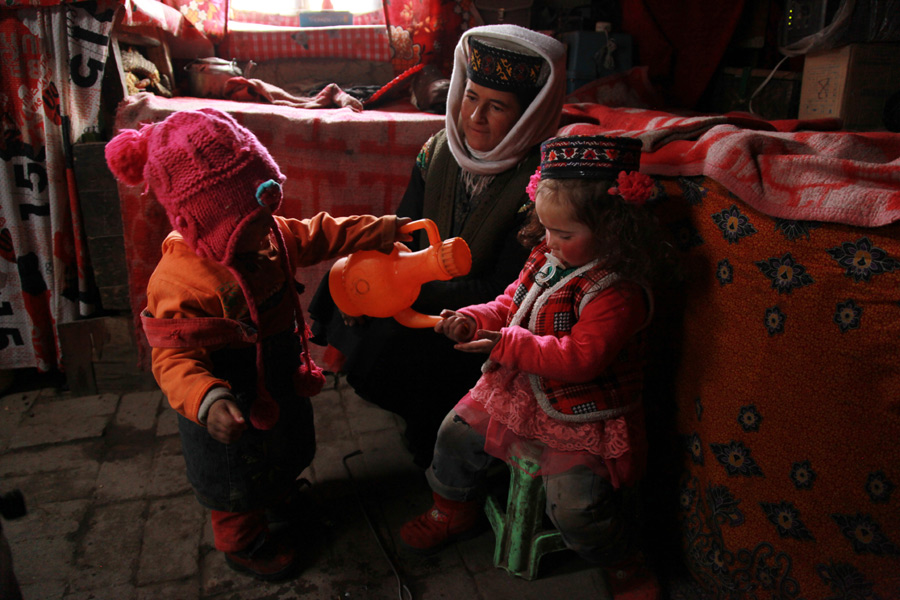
[224,532,298,581]
[400,492,482,554]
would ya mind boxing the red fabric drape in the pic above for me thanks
[622,0,747,109]
[382,0,481,76]
[157,0,226,43]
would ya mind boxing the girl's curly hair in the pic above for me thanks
[518,178,677,286]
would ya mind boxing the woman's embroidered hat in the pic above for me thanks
[104,108,285,266]
[539,135,642,180]
[466,36,545,93]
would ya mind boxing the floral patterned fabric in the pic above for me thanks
[383,0,481,76]
[646,176,900,599]
[159,0,225,42]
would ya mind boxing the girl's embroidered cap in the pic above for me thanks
[466,36,545,93]
[539,135,642,180]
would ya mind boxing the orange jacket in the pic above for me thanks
[146,213,401,422]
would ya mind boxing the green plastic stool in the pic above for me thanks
[484,454,568,580]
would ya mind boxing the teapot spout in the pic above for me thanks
[393,307,440,329]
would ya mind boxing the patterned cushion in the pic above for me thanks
[646,176,900,599]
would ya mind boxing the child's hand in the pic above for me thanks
[435,309,476,343]
[396,217,414,243]
[454,329,501,354]
[207,397,248,444]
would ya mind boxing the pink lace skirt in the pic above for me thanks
[455,363,647,488]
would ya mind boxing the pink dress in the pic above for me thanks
[453,265,649,489]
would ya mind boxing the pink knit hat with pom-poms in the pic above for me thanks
[106,108,300,430]
[105,108,285,265]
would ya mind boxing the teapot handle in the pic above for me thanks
[393,307,441,329]
[399,218,440,249]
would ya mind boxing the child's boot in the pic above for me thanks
[400,492,482,554]
[224,532,298,581]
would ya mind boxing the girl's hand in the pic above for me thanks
[454,329,501,354]
[206,398,248,444]
[435,309,475,343]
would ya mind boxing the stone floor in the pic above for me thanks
[0,370,638,600]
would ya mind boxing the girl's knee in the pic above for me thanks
[434,411,484,453]
[544,470,629,564]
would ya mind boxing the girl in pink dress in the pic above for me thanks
[400,134,673,597]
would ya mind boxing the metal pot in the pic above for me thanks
[184,58,254,98]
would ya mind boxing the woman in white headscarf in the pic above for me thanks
[310,25,566,467]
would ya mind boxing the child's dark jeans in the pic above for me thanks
[178,329,316,514]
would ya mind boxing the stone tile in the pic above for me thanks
[9,534,75,587]
[0,390,40,453]
[0,389,41,411]
[3,465,99,504]
[203,577,315,599]
[0,442,103,503]
[94,447,154,502]
[354,428,420,492]
[64,584,137,600]
[9,393,119,448]
[115,390,164,433]
[410,565,481,599]
[148,435,192,497]
[344,394,402,436]
[306,436,360,498]
[137,494,205,585]
[199,548,261,598]
[155,405,179,437]
[135,579,200,600]
[72,500,145,591]
[296,503,412,600]
[457,527,499,575]
[3,499,90,542]
[310,388,352,442]
[473,559,608,600]
[19,580,66,600]
[0,440,104,477]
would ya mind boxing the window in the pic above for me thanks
[229,0,380,16]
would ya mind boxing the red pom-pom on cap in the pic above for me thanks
[105,127,149,186]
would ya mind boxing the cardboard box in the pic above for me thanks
[798,43,900,130]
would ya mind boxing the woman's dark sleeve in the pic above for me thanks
[396,164,425,221]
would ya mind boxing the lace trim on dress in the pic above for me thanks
[467,364,642,459]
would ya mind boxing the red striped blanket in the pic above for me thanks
[560,104,900,227]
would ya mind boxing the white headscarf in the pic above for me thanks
[446,25,566,176]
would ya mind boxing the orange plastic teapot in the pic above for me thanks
[329,219,472,328]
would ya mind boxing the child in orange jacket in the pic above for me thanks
[105,108,409,580]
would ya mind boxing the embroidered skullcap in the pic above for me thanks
[540,135,642,180]
[466,36,545,93]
